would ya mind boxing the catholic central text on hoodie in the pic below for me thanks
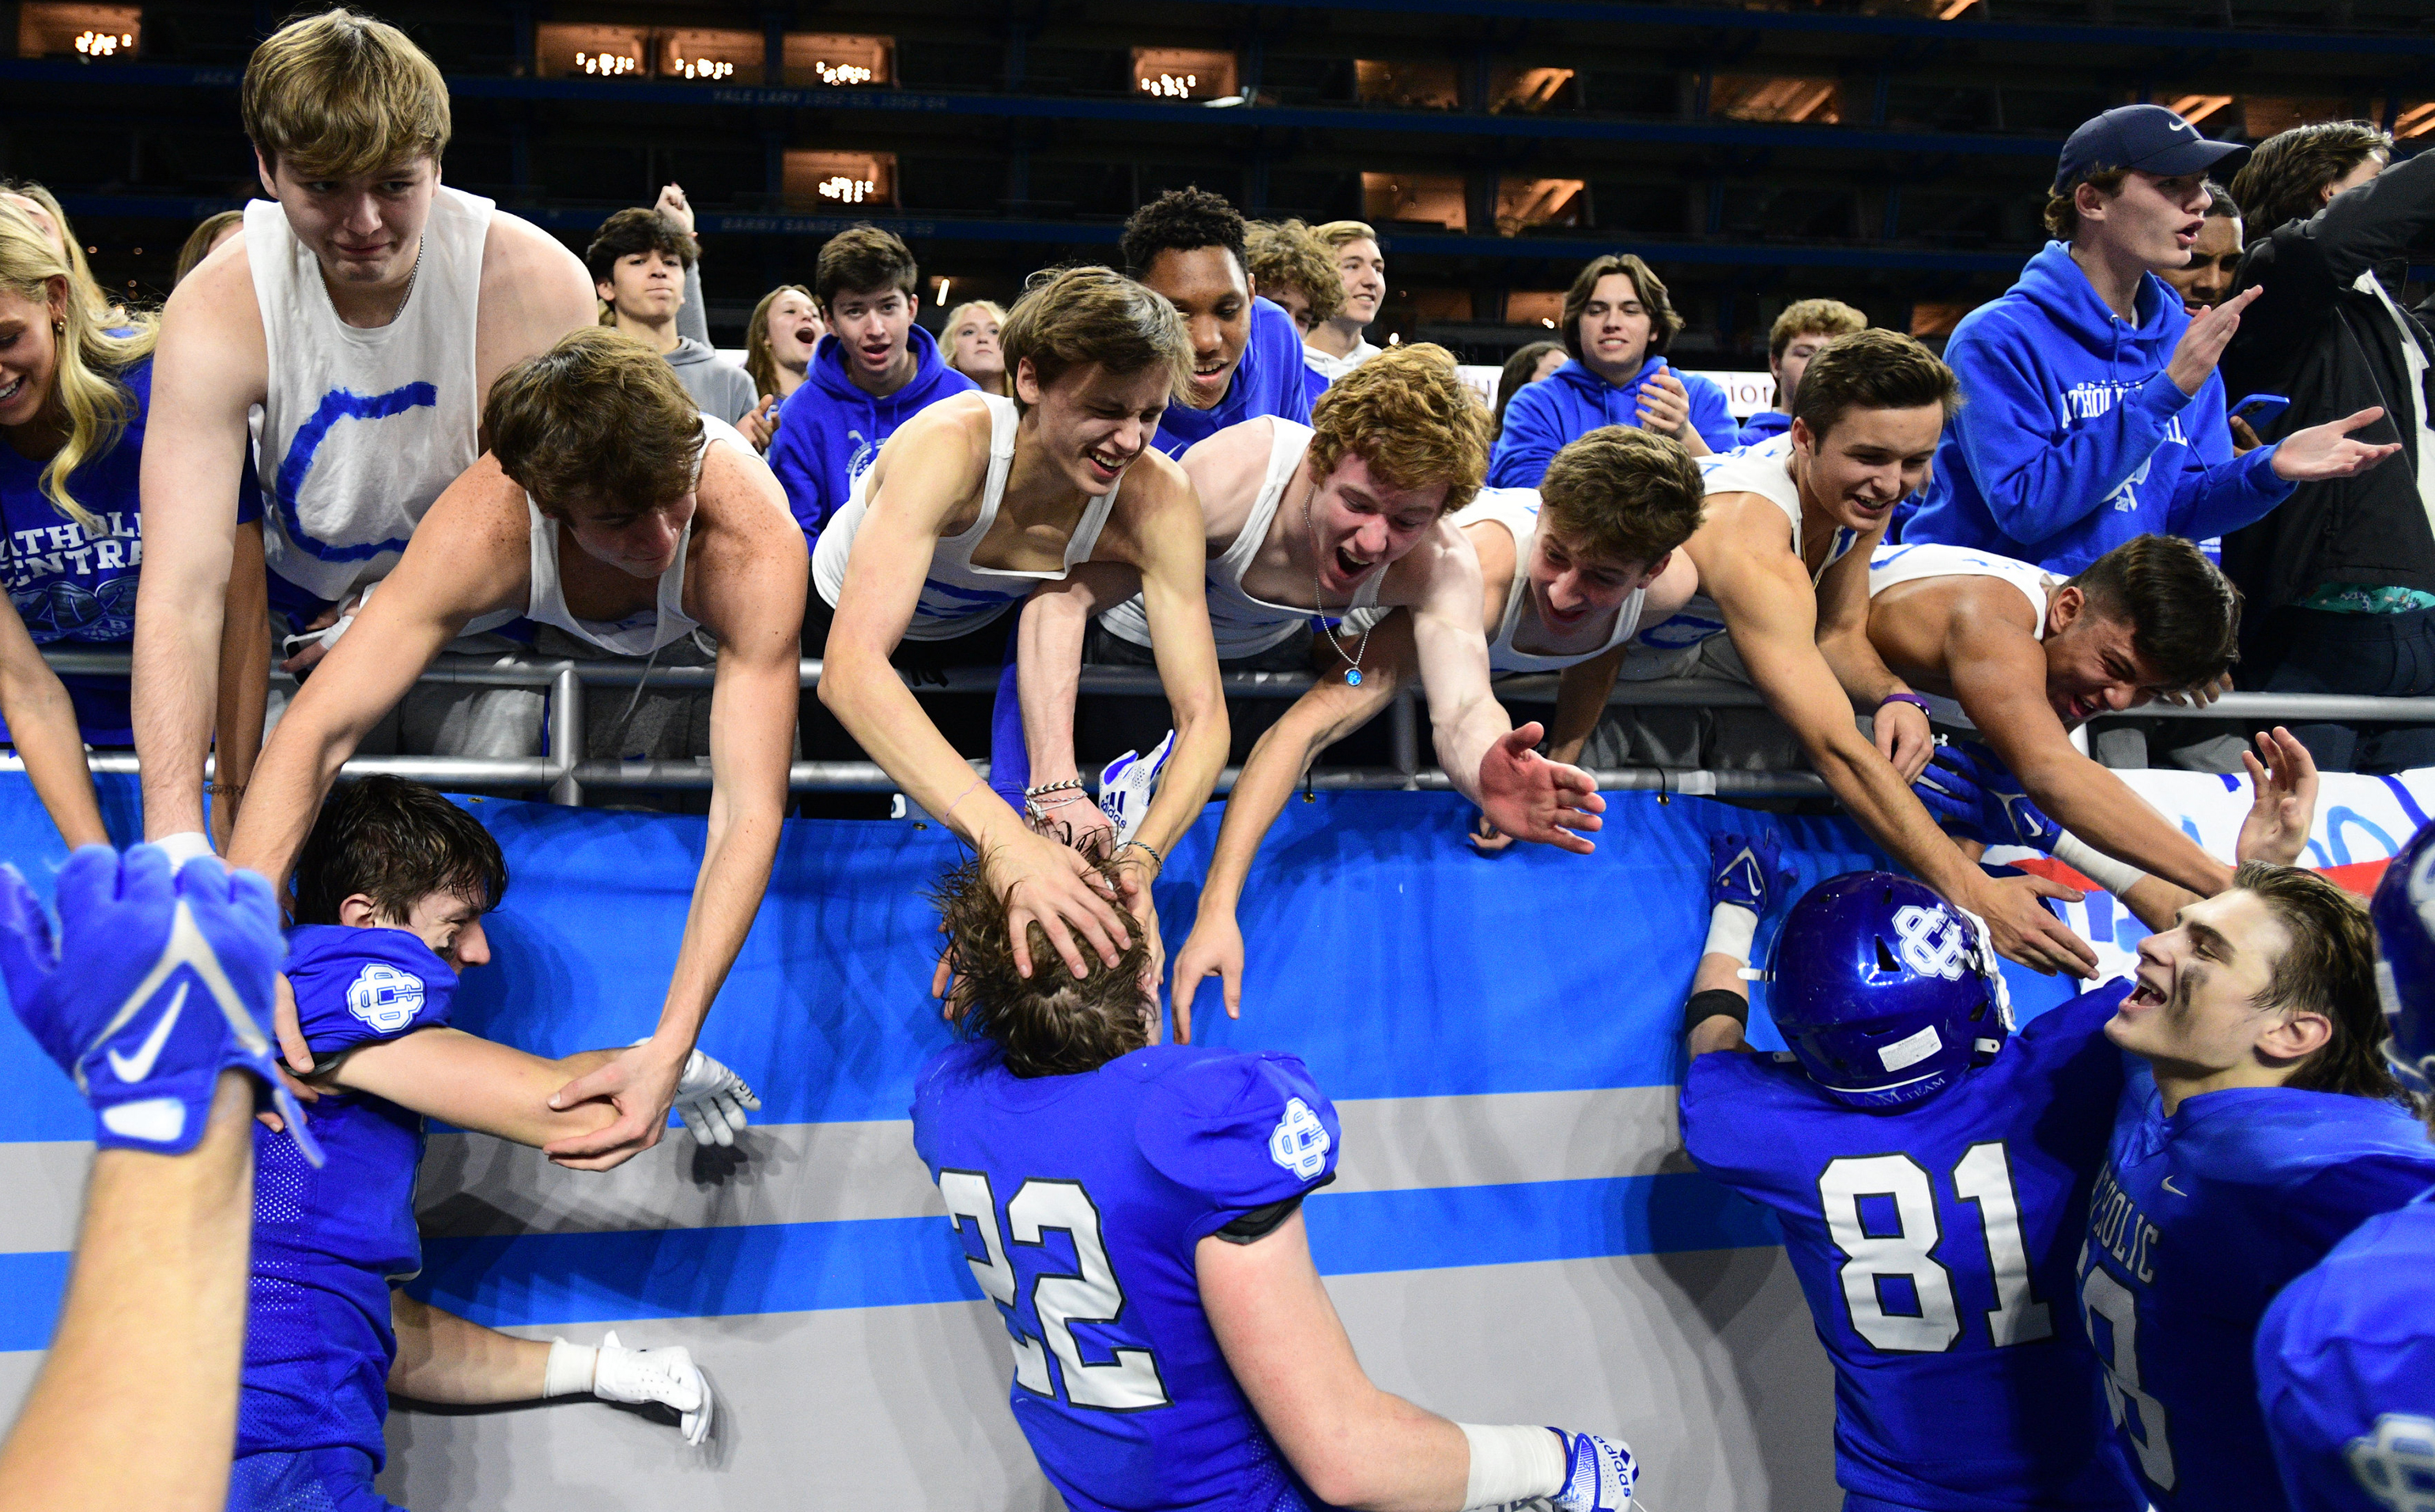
[1905,241,2291,574]
[766,322,977,545]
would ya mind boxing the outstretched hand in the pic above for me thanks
[1475,723,1605,854]
[544,1037,689,1171]
[1169,911,1244,1045]
[2270,407,2403,483]
[2235,726,2319,867]
[2166,285,2262,397]
[1968,870,2093,978]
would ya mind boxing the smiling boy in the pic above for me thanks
[1121,189,1314,459]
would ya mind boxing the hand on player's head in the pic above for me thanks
[0,845,319,1163]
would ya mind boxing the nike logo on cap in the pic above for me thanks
[2161,1175,2188,1196]
[108,980,187,1084]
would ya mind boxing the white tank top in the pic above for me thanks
[810,394,1118,642]
[247,184,490,602]
[1452,488,1647,673]
[1867,541,2055,729]
[1618,434,1861,680]
[1100,420,1383,658]
[504,416,760,657]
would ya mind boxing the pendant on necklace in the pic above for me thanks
[1345,668,1362,686]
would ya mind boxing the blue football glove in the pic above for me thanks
[1549,1429,1638,1510]
[1708,831,1790,916]
[0,846,319,1163]
[1913,741,2061,851]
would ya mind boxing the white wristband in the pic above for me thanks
[2052,832,2149,897]
[1704,902,1759,965]
[543,1338,598,1399]
[1459,1422,1566,1509]
[150,831,216,870]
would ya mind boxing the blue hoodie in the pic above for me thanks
[766,321,977,545]
[1152,297,1314,460]
[1904,241,2292,575]
[1487,355,1739,488]
[1736,409,1791,447]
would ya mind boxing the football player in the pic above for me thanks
[2074,854,2435,1511]
[909,854,1640,1512]
[2249,819,2435,1512]
[230,777,746,1511]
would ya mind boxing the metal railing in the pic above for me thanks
[26,650,2435,808]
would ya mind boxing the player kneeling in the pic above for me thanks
[232,778,749,1510]
[910,855,1639,1511]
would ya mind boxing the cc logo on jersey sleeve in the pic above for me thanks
[1269,1096,1331,1181]
[1893,904,1971,981]
[346,962,427,1034]
[2346,1412,2435,1512]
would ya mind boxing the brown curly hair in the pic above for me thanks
[933,854,1152,1079]
[485,327,703,518]
[1307,343,1489,516]
[1245,220,1344,327]
[2230,122,2391,236]
[1539,427,1705,569]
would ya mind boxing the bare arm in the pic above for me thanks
[210,519,271,853]
[1814,539,1931,782]
[388,1294,548,1405]
[474,213,600,405]
[323,1028,622,1148]
[227,462,527,894]
[1015,564,1134,797]
[133,258,266,841]
[1201,1208,1470,1512]
[0,1074,254,1511]
[0,600,106,848]
[1124,468,1229,865]
[1696,503,2093,975]
[543,445,803,1169]
[1546,646,1625,767]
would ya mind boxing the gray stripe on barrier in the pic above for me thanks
[1331,1087,1692,1192]
[0,1143,91,1255]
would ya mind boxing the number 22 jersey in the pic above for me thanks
[2074,1067,2435,1511]
[1680,981,2137,1510]
[909,1039,1343,1512]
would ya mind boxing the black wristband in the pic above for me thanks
[1685,988,1750,1035]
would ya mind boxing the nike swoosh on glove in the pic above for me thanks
[1708,830,1791,915]
[1548,1430,1638,1510]
[0,846,318,1163]
[670,1048,760,1148]
[1912,741,2060,851]
[595,1331,714,1446]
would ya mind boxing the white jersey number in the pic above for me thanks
[940,1170,1172,1412]
[2080,1254,2175,1490]
[1817,1143,2052,1354]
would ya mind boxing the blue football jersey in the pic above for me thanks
[237,926,458,1468]
[2256,1186,2435,1512]
[909,1039,1342,1512]
[2074,1069,2435,1511]
[1680,980,2138,1510]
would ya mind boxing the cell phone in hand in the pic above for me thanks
[2229,393,2292,428]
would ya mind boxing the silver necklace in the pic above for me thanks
[1303,488,1372,685]
[387,239,423,324]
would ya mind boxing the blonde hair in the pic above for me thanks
[1769,298,1867,362]
[1312,220,1378,251]
[2,180,117,326]
[999,267,1191,413]
[1307,343,1488,515]
[0,205,157,535]
[485,328,702,518]
[241,8,451,179]
[942,300,1011,396]
[173,209,247,286]
[743,284,817,400]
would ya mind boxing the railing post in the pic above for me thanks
[549,666,584,806]
[1391,688,1420,790]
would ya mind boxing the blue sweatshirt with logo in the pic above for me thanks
[1904,241,2292,575]
[766,321,977,547]
[1487,355,1739,488]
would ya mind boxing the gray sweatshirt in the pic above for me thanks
[663,337,758,425]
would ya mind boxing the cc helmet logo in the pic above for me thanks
[1268,1096,1331,1182]
[1891,905,1971,981]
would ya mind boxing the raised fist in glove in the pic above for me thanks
[0,846,318,1163]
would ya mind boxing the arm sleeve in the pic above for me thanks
[764,406,829,537]
[1488,383,1564,488]
[283,932,459,1064]
[1137,1052,1341,1244]
[1685,371,1741,452]
[1946,320,2200,548]
[678,261,711,349]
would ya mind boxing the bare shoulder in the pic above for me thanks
[479,209,588,291]
[1381,517,1482,609]
[697,439,802,557]
[1116,445,1194,515]
[155,237,266,384]
[420,454,534,553]
[1690,490,1795,556]
[1178,417,1276,502]
[1461,512,1518,589]
[1939,573,2044,643]
[870,390,994,488]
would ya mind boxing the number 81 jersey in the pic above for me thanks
[1680,982,2138,1510]
[910,1039,1343,1512]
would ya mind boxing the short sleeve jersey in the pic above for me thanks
[238,925,458,1466]
[2074,1071,2435,1510]
[1680,981,2138,1510]
[2255,1188,2435,1512]
[909,1039,1342,1512]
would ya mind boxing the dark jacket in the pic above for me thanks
[2218,148,2435,614]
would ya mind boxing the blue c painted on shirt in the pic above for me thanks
[2323,808,2399,868]
[272,385,436,563]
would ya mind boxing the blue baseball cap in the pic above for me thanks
[2055,104,2245,191]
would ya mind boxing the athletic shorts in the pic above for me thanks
[228,1446,407,1512]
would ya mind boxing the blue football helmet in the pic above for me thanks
[2370,820,2435,1097]
[1766,871,2012,1109]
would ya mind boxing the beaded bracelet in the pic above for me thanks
[1114,838,1165,877]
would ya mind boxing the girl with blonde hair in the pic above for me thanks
[941,299,1009,395]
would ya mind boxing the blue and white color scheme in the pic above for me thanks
[1150,298,1313,461]
[766,323,976,545]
